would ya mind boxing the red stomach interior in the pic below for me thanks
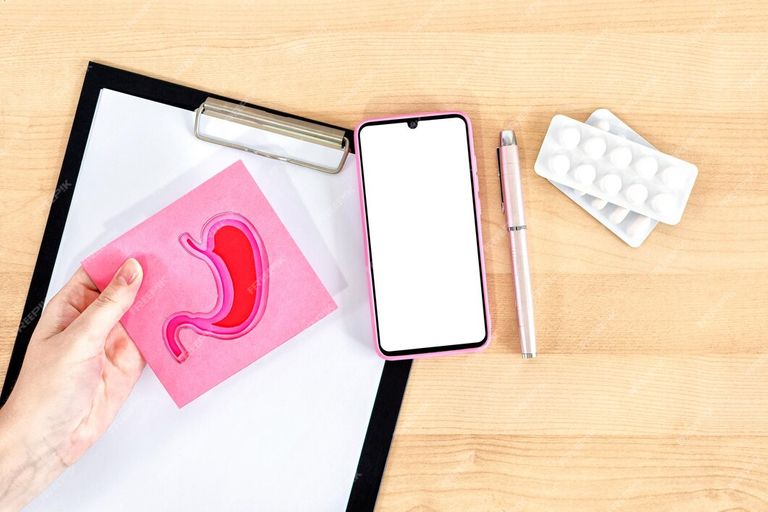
[212,225,258,328]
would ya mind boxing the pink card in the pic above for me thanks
[82,161,336,407]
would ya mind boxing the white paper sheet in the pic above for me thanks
[25,90,384,512]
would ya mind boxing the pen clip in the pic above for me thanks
[496,147,505,213]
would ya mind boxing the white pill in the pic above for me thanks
[609,147,633,168]
[590,197,608,210]
[599,174,622,195]
[661,166,686,189]
[559,127,581,148]
[573,163,597,184]
[596,119,611,131]
[627,215,652,237]
[609,207,630,224]
[583,137,607,158]
[625,183,649,205]
[651,193,676,214]
[635,156,658,179]
[549,154,570,175]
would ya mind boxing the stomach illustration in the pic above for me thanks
[163,212,269,363]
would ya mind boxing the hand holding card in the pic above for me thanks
[83,161,336,407]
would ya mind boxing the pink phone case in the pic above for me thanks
[354,112,492,360]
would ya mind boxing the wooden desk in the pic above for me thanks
[1,1,767,510]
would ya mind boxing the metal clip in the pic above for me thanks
[194,97,350,174]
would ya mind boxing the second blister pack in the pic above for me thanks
[535,109,697,247]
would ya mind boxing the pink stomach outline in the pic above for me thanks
[163,212,269,363]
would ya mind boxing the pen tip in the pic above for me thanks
[501,130,516,146]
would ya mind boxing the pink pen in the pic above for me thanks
[498,130,537,358]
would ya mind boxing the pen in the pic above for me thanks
[498,130,537,358]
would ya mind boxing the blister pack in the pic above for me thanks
[535,114,698,225]
[546,109,659,247]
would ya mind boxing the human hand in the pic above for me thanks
[0,258,144,511]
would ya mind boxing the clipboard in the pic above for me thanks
[0,62,411,511]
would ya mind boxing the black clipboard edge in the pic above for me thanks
[347,358,411,511]
[0,61,409,512]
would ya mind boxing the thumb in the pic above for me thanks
[72,258,143,341]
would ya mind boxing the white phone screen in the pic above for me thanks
[357,114,487,355]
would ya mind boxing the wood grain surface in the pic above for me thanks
[1,1,767,510]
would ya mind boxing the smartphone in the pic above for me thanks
[355,112,490,360]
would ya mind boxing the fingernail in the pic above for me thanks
[116,258,142,285]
